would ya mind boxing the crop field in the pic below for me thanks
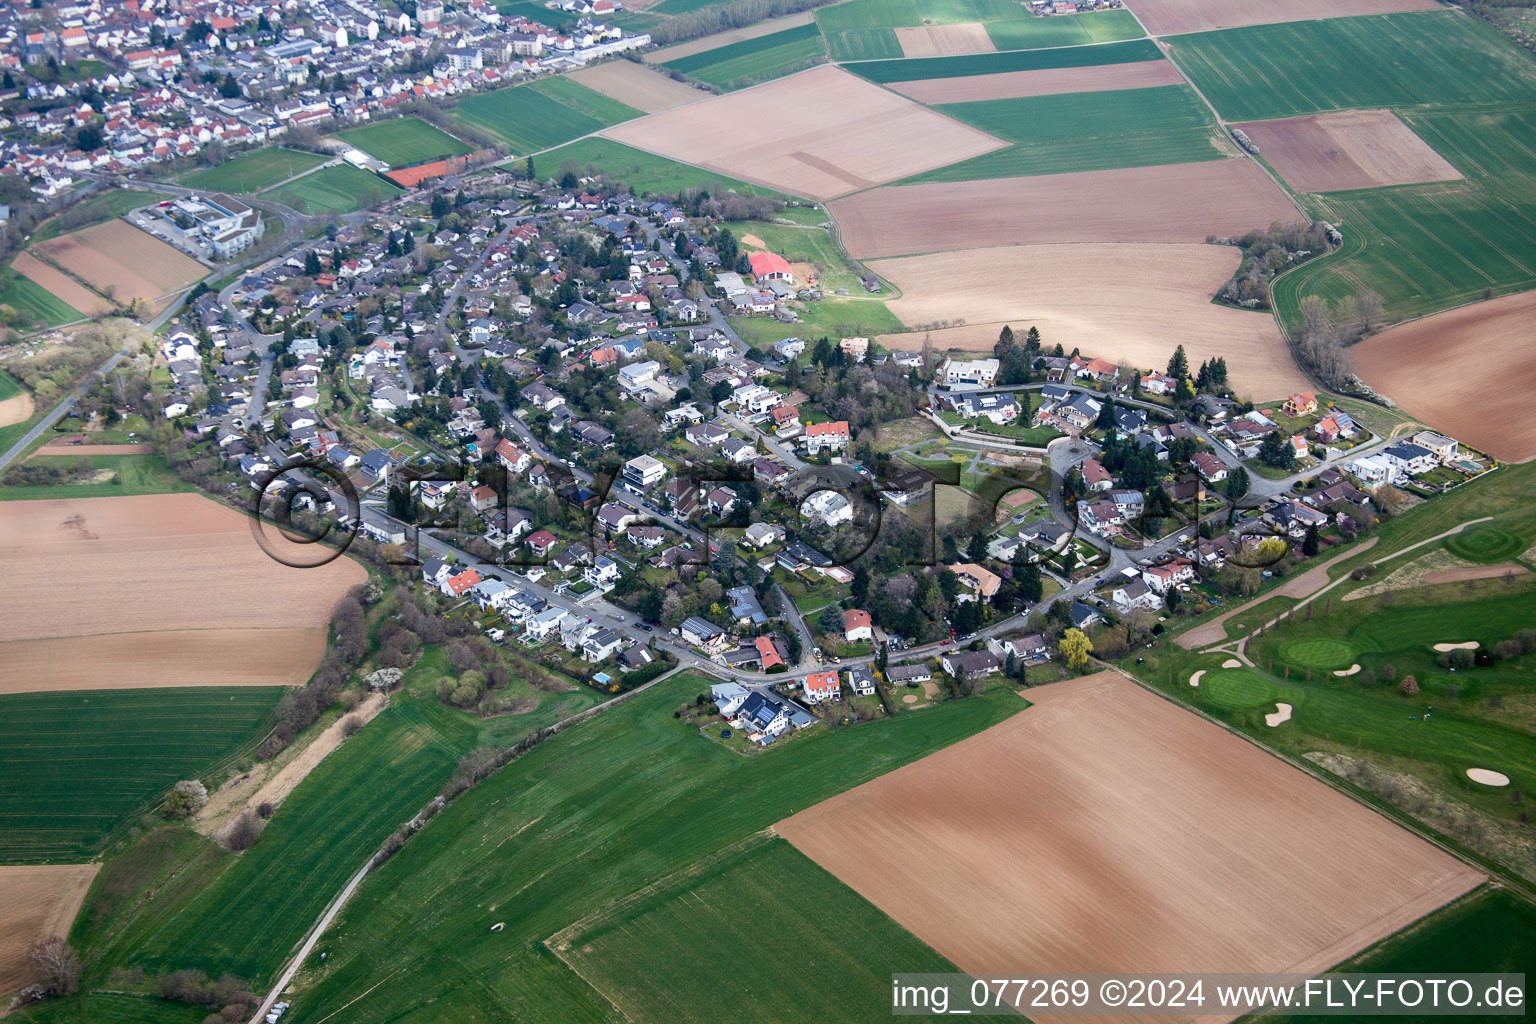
[910,84,1223,181]
[567,61,705,112]
[644,12,815,63]
[601,64,1006,200]
[871,243,1307,395]
[9,993,207,1023]
[1237,109,1463,193]
[778,672,1482,1009]
[0,864,98,993]
[30,190,161,244]
[0,452,190,502]
[0,372,30,430]
[8,252,112,317]
[896,23,995,58]
[888,58,1185,102]
[1350,290,1536,463]
[452,77,643,153]
[1167,13,1536,123]
[847,37,1159,82]
[831,159,1298,257]
[256,673,1020,1021]
[984,8,1143,49]
[0,494,364,694]
[535,138,793,198]
[334,117,471,168]
[178,147,327,192]
[550,834,956,1024]
[0,260,90,326]
[0,688,280,861]
[265,163,401,215]
[661,21,826,88]
[34,221,206,305]
[1126,0,1438,35]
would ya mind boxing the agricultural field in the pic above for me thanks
[729,293,905,350]
[847,36,1160,82]
[535,138,793,197]
[264,163,402,215]
[178,147,327,193]
[452,77,644,153]
[567,60,706,112]
[983,8,1144,49]
[909,84,1224,181]
[0,452,191,502]
[334,117,471,168]
[0,688,281,861]
[779,672,1482,1004]
[644,11,815,63]
[1350,289,1536,462]
[1236,109,1463,193]
[830,158,1298,257]
[895,23,995,58]
[0,865,99,993]
[0,372,31,430]
[1167,12,1536,122]
[601,64,1005,200]
[887,57,1184,103]
[252,673,1020,1021]
[661,21,826,88]
[33,221,207,305]
[7,253,113,317]
[0,263,85,328]
[1125,0,1439,35]
[29,189,161,244]
[551,834,956,1024]
[870,243,1309,396]
[0,494,364,694]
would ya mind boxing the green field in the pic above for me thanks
[1203,668,1284,710]
[256,674,1022,1021]
[1445,525,1528,564]
[847,37,1161,81]
[265,164,402,215]
[452,77,643,153]
[817,0,927,32]
[0,264,83,328]
[823,26,904,60]
[816,0,1139,59]
[664,22,827,88]
[0,369,21,403]
[734,219,866,292]
[494,0,565,26]
[537,138,792,197]
[984,9,1143,49]
[0,688,281,862]
[31,189,162,244]
[729,293,905,349]
[1276,637,1359,671]
[1167,12,1536,122]
[335,117,472,168]
[9,992,209,1024]
[907,84,1223,182]
[556,833,958,1024]
[178,147,327,193]
[0,452,193,501]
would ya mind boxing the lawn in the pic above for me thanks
[734,219,866,292]
[0,688,281,862]
[664,21,826,88]
[907,84,1222,181]
[1445,524,1527,564]
[272,673,1023,1022]
[554,833,958,1024]
[536,138,793,198]
[334,117,472,168]
[494,0,566,26]
[452,77,643,153]
[728,294,904,349]
[265,164,402,215]
[847,36,1160,82]
[1166,11,1536,122]
[1202,667,1284,710]
[178,147,328,193]
[0,452,193,501]
[0,264,84,327]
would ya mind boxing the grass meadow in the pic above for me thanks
[452,78,643,153]
[334,117,472,168]
[0,452,192,501]
[734,219,864,291]
[535,138,792,197]
[178,147,327,193]
[908,84,1223,181]
[554,833,958,1024]
[729,293,905,350]
[663,22,826,88]
[0,688,281,862]
[848,36,1160,82]
[0,265,82,328]
[265,164,402,215]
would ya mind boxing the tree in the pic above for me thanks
[967,530,988,562]
[1224,465,1250,500]
[1167,344,1189,380]
[162,779,208,819]
[224,811,262,852]
[219,72,241,98]
[1095,395,1116,431]
[27,938,81,997]
[1400,674,1419,697]
[1259,430,1295,470]
[1173,377,1197,406]
[1302,523,1320,557]
[993,324,1015,361]
[1058,628,1093,670]
[1015,562,1043,605]
[817,605,843,637]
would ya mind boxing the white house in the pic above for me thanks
[801,490,853,527]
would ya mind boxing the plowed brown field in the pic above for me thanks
[0,494,364,692]
[830,160,1298,258]
[601,65,1006,200]
[0,394,34,428]
[873,243,1308,396]
[0,864,99,994]
[35,220,206,304]
[777,672,1483,1023]
[1235,110,1462,193]
[1352,290,1536,462]
[895,23,996,58]
[889,60,1185,103]
[8,252,113,316]
[1125,0,1438,35]
[643,12,815,63]
[569,61,705,113]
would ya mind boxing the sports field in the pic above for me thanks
[452,77,644,153]
[551,834,956,1024]
[265,163,401,215]
[847,37,1160,82]
[535,138,792,197]
[778,672,1483,1009]
[910,84,1223,181]
[0,688,281,861]
[179,147,327,193]
[334,117,471,168]
[662,21,826,88]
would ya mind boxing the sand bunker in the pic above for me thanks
[1333,664,1362,677]
[1223,658,1242,668]
[903,694,918,703]
[0,393,34,428]
[1265,702,1293,727]
[1432,642,1480,652]
[1466,768,1511,787]
[1189,669,1205,687]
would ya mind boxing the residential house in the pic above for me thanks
[802,420,850,454]
[1283,392,1318,417]
[940,650,1001,681]
[802,670,841,704]
[843,609,873,642]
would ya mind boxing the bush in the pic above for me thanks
[256,801,274,819]
[162,780,208,819]
[223,811,262,853]
[339,713,364,737]
[1400,675,1419,696]
[26,938,80,997]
